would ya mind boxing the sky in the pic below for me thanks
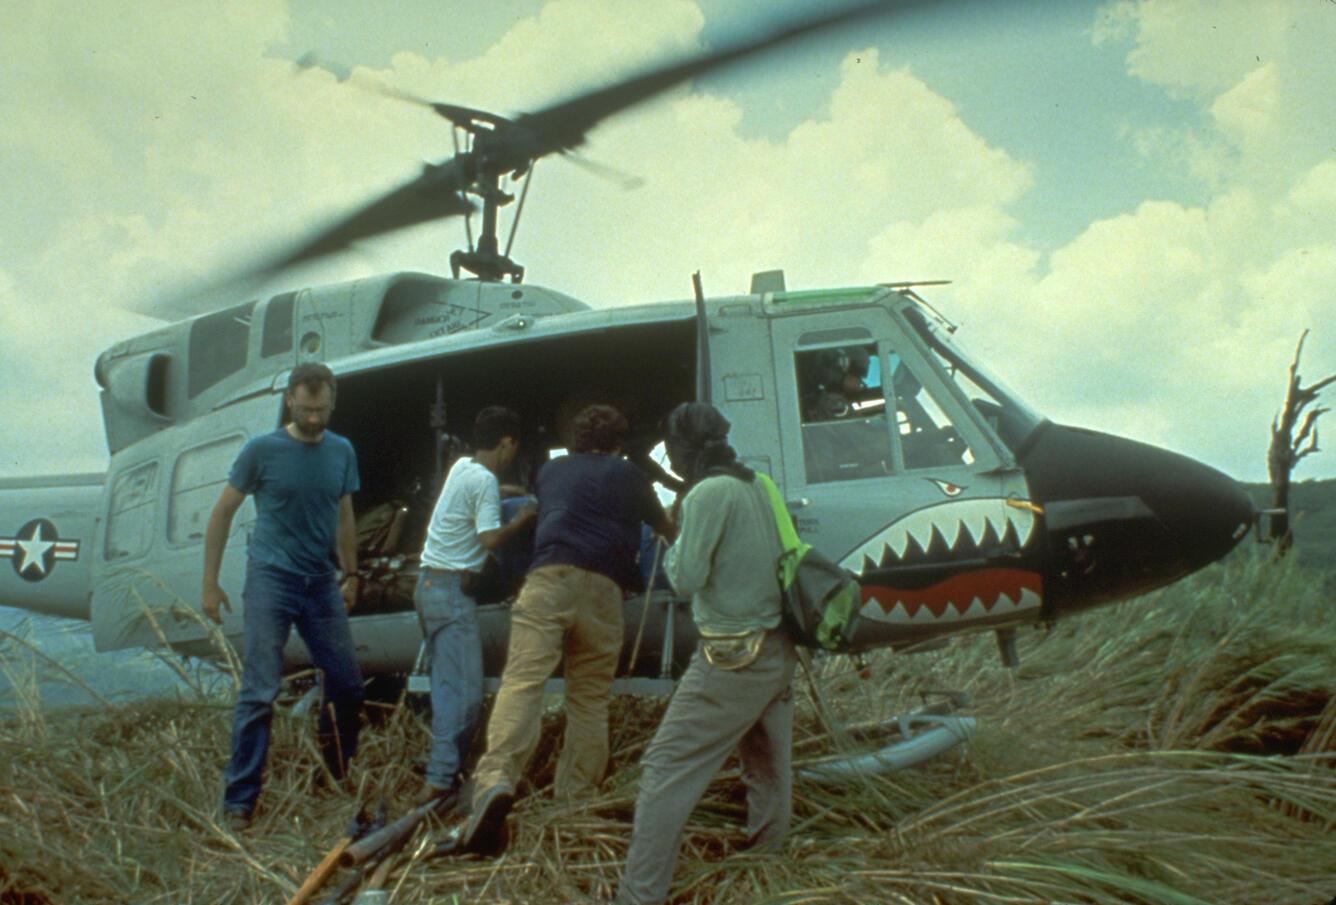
[2,0,1335,484]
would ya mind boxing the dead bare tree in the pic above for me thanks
[1267,329,1336,554]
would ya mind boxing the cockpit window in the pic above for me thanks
[902,305,1044,454]
[889,354,974,469]
[796,342,894,483]
[793,339,979,482]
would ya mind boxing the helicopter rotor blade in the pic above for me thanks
[295,53,515,133]
[559,153,645,191]
[283,0,921,258]
[491,0,933,168]
[263,160,475,274]
[128,163,474,320]
[288,0,927,247]
[134,1,929,318]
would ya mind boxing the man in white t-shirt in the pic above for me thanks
[414,406,535,803]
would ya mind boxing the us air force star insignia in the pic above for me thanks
[0,519,81,582]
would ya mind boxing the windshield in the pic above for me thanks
[902,304,1046,455]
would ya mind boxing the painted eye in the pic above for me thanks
[927,478,964,497]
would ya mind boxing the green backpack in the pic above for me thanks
[757,473,867,652]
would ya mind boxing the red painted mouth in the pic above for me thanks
[862,568,1042,619]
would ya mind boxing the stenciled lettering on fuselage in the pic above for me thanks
[0,519,81,582]
[412,304,490,337]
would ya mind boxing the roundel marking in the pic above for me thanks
[1,519,81,582]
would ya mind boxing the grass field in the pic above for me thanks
[2,547,1334,905]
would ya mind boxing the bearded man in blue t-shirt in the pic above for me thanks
[202,362,363,831]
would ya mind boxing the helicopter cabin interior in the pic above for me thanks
[325,314,698,613]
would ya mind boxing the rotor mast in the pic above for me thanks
[443,109,538,284]
[449,166,526,284]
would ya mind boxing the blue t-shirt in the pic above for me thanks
[228,429,360,577]
[529,454,666,591]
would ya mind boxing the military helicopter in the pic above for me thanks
[0,1,1256,711]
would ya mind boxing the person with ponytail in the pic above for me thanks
[615,401,798,905]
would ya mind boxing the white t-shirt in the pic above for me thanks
[420,458,501,571]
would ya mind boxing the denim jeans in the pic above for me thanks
[414,567,484,789]
[222,563,365,815]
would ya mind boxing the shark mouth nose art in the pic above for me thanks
[860,569,1042,624]
[840,498,1038,572]
[838,499,1043,627]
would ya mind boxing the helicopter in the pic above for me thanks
[0,0,1257,705]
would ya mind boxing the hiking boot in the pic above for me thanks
[460,783,514,856]
[223,807,251,832]
[412,781,455,809]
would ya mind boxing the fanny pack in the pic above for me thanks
[700,629,766,671]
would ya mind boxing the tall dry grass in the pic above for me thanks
[2,547,1334,904]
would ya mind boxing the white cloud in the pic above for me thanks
[1066,0,1336,476]
[0,266,155,474]
[1095,0,1290,101]
[2,0,1334,484]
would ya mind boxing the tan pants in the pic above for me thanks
[615,629,796,905]
[471,564,624,804]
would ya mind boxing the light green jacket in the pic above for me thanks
[664,473,783,635]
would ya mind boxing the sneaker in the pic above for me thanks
[460,783,514,856]
[223,807,251,832]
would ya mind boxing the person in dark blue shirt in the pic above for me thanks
[462,404,673,854]
[202,362,363,831]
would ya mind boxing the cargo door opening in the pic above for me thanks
[329,318,697,615]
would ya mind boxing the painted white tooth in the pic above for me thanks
[887,526,910,559]
[937,518,962,550]
[986,508,1010,543]
[910,602,940,624]
[844,521,921,569]
[962,598,988,619]
[994,591,1016,613]
[862,599,898,624]
[1017,587,1042,611]
[1008,508,1036,546]
[848,543,874,570]
[905,511,935,552]
[880,601,911,623]
[963,507,990,546]
[843,533,885,571]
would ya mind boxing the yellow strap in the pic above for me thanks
[756,472,811,588]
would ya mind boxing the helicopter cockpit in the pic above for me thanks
[793,338,992,484]
[899,303,1046,458]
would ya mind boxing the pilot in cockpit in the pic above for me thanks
[801,345,874,422]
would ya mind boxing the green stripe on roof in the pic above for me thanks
[771,286,879,304]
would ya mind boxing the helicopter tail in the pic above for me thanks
[0,472,103,620]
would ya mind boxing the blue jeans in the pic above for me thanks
[222,563,365,814]
[414,568,484,789]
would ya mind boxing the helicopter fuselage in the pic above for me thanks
[0,273,1255,685]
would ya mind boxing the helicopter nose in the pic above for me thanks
[1017,423,1255,614]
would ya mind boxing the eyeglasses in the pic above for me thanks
[292,404,333,417]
